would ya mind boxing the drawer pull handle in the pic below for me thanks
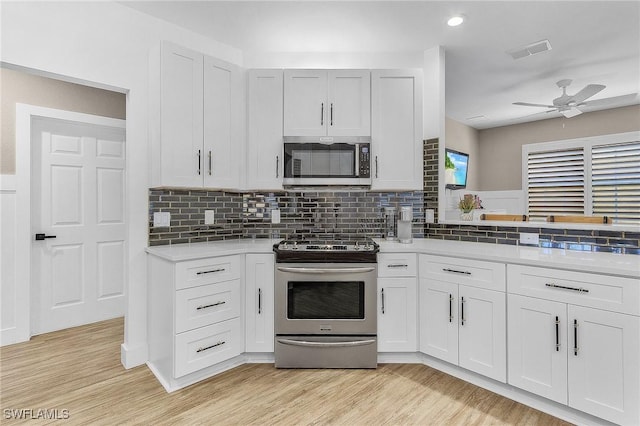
[196,268,226,275]
[196,301,225,310]
[545,283,589,293]
[443,268,471,275]
[555,316,560,352]
[196,341,226,353]
[388,264,408,268]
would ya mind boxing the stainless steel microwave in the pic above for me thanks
[282,136,371,186]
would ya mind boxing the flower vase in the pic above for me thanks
[460,210,474,221]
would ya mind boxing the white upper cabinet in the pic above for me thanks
[151,41,241,189]
[283,69,370,137]
[370,69,423,191]
[246,69,284,190]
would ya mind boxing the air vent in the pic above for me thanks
[507,39,552,60]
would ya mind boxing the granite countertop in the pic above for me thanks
[146,238,639,278]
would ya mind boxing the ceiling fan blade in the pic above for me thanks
[580,93,639,108]
[513,102,556,108]
[561,107,582,118]
[571,84,606,104]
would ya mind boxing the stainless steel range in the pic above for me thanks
[273,239,379,369]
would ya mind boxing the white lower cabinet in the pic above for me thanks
[377,253,417,352]
[147,254,244,389]
[419,254,507,383]
[508,265,640,425]
[245,254,275,352]
[377,277,417,352]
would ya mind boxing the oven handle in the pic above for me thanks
[277,338,376,348]
[276,266,375,274]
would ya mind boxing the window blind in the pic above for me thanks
[592,141,640,224]
[527,148,585,221]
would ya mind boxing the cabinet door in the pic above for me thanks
[568,305,640,425]
[203,56,240,189]
[160,42,203,187]
[507,294,568,404]
[370,69,423,191]
[247,69,284,190]
[245,254,275,353]
[327,70,370,136]
[283,70,327,136]
[378,277,417,352]
[419,278,458,365]
[458,285,507,382]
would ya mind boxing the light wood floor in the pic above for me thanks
[1,318,571,425]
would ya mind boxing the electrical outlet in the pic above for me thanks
[204,210,215,225]
[271,209,281,224]
[425,209,435,224]
[153,212,170,227]
[519,232,539,245]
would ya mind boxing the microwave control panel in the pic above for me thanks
[359,144,371,178]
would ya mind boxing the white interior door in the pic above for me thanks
[31,115,126,335]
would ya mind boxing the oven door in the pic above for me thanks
[275,263,377,335]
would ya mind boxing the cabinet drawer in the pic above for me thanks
[419,254,506,292]
[508,265,640,315]
[174,318,243,378]
[175,255,241,290]
[378,253,417,277]
[175,279,241,333]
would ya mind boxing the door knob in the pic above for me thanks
[35,233,56,241]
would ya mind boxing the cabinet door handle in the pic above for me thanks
[573,319,578,356]
[546,283,589,293]
[275,155,279,178]
[196,301,225,310]
[196,268,226,275]
[381,288,385,314]
[460,297,465,325]
[208,150,212,176]
[321,102,324,126]
[330,103,334,126]
[197,149,201,175]
[375,156,379,178]
[196,341,225,353]
[258,288,262,314]
[449,294,453,323]
[555,316,560,352]
[443,268,471,276]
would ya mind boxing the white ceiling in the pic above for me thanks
[122,1,640,129]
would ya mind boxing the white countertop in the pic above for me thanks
[375,238,640,278]
[146,238,639,278]
[145,238,278,262]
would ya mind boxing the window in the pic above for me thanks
[523,132,640,224]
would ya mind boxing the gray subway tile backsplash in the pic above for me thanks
[148,138,638,254]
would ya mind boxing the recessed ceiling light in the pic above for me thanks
[447,16,464,27]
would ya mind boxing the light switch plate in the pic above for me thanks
[204,210,215,225]
[153,212,170,227]
[520,232,539,245]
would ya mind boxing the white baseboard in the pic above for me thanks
[0,327,30,347]
[120,342,149,369]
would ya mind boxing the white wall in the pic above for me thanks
[0,1,242,366]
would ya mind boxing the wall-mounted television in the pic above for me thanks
[445,148,469,189]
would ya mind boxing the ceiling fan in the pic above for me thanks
[513,79,606,118]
